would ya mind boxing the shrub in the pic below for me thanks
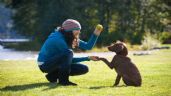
[140,32,161,50]
[158,32,171,43]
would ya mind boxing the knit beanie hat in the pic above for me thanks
[62,19,81,32]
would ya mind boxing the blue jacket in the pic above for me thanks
[37,30,99,63]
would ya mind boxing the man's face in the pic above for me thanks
[72,30,81,48]
[73,30,81,38]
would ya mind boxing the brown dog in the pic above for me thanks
[99,42,142,86]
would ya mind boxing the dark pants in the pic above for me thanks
[39,50,88,82]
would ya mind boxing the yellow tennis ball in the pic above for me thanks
[96,24,103,31]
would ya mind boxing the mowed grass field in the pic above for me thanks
[0,48,171,96]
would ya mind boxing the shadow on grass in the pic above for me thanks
[0,82,59,91]
[89,85,126,89]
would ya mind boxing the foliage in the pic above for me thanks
[158,32,171,43]
[0,0,170,50]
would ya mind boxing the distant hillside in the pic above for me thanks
[0,3,25,39]
[0,3,12,33]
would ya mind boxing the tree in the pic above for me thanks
[1,0,170,50]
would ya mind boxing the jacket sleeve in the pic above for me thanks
[79,34,99,50]
[72,57,90,63]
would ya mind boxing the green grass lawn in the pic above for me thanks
[0,49,171,96]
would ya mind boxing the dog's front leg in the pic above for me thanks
[113,74,121,86]
[99,58,113,69]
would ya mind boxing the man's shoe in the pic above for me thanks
[45,74,57,83]
[59,81,77,86]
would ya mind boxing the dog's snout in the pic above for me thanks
[107,46,112,51]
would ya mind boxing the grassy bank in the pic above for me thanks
[0,48,171,96]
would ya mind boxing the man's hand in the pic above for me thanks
[88,56,100,61]
[94,24,103,36]
[72,38,79,48]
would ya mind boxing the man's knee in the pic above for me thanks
[82,65,89,74]
[70,64,89,76]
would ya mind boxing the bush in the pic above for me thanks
[140,32,161,50]
[158,32,171,43]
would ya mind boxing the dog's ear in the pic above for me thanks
[113,43,124,53]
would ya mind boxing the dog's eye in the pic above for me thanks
[110,43,114,46]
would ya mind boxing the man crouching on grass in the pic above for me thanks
[37,19,103,86]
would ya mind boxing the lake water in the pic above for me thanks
[0,45,115,60]
[0,45,38,60]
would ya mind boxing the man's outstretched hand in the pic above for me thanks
[88,56,100,61]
